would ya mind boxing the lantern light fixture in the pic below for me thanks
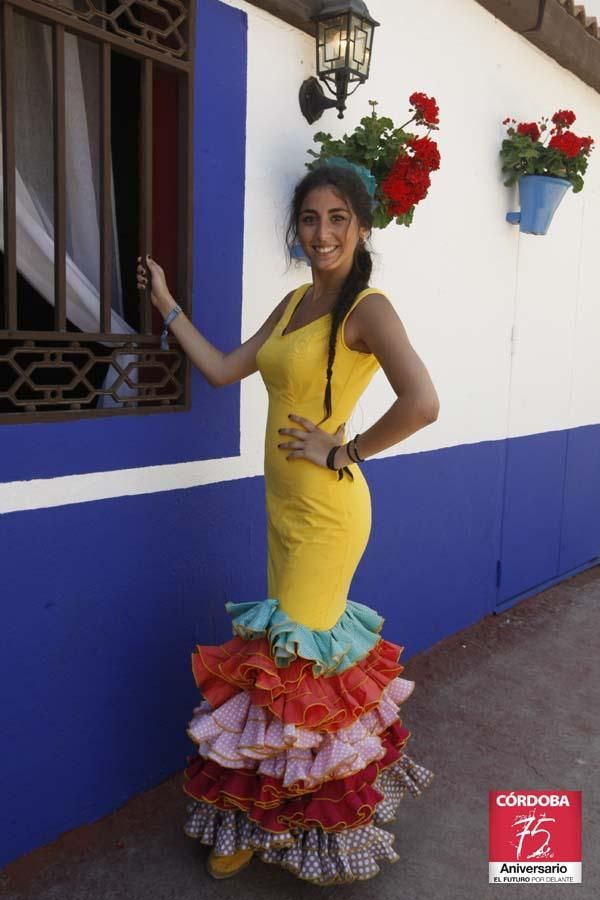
[299,0,380,124]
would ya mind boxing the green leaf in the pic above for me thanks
[372,205,393,229]
[571,174,584,193]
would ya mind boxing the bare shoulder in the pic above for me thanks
[346,291,435,404]
[257,289,297,340]
[275,289,296,322]
[344,291,397,353]
[356,291,394,312]
[258,288,296,334]
[261,289,295,332]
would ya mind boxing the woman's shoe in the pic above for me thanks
[206,847,254,879]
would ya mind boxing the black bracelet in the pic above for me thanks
[346,440,358,463]
[352,433,365,462]
[326,445,341,470]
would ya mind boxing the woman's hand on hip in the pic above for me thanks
[277,414,345,468]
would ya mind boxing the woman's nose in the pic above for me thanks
[315,222,332,242]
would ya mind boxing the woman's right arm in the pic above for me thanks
[166,290,293,387]
[138,255,292,387]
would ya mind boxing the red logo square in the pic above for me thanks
[489,790,582,884]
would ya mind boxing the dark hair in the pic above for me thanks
[285,165,374,426]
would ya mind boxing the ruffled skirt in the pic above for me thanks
[183,598,434,884]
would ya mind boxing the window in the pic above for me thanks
[0,0,195,422]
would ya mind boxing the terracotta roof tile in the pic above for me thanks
[558,0,600,38]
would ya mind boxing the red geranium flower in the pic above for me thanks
[548,131,584,158]
[409,91,439,126]
[517,122,541,142]
[407,135,441,171]
[580,136,595,153]
[551,109,576,131]
[381,146,439,216]
[382,166,427,215]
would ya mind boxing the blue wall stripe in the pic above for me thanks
[2,428,599,865]
[0,0,247,484]
[560,424,600,570]
[498,430,568,604]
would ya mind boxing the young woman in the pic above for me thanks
[136,164,439,884]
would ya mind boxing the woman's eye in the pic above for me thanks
[300,215,345,224]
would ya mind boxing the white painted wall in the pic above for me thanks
[3,0,600,514]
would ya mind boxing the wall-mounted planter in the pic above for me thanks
[506,174,572,235]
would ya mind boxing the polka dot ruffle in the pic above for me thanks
[187,676,415,789]
[184,753,435,884]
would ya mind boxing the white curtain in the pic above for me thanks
[0,1,138,408]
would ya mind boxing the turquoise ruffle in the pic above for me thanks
[224,598,384,676]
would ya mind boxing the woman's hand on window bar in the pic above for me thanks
[136,254,228,388]
[136,256,177,318]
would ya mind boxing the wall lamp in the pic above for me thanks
[299,0,380,124]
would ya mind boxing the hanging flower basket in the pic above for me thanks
[292,93,441,263]
[500,109,594,236]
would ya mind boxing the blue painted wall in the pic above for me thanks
[0,0,247,482]
[498,425,600,605]
[560,424,600,570]
[2,427,600,865]
[2,475,265,865]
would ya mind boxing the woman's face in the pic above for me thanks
[297,185,368,275]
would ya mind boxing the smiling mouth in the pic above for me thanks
[313,246,339,256]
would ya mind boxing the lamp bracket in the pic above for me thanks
[299,77,343,123]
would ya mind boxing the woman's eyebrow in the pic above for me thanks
[300,207,350,214]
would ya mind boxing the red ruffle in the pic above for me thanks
[191,635,405,733]
[183,720,410,833]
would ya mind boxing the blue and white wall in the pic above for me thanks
[2,0,600,867]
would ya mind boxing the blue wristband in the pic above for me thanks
[160,304,182,350]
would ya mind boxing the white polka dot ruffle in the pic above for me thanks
[183,752,435,884]
[187,676,416,790]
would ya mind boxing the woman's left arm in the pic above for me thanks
[338,293,440,465]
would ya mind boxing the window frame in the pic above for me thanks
[0,0,196,423]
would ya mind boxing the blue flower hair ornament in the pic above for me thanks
[315,156,377,200]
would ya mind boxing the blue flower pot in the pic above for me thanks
[290,239,311,265]
[506,174,572,235]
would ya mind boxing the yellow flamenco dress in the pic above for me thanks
[182,283,435,883]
